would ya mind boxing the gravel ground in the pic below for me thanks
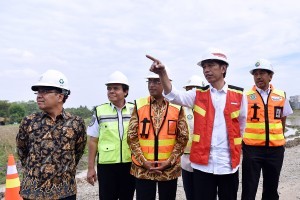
[76,140,300,200]
[1,141,298,200]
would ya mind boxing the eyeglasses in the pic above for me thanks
[147,79,161,85]
[34,90,59,95]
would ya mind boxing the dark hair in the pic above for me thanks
[122,84,129,98]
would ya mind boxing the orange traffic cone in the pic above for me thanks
[4,154,22,200]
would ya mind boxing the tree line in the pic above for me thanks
[0,100,93,125]
[1,99,296,125]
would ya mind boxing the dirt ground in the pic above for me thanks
[76,140,300,200]
[1,140,298,200]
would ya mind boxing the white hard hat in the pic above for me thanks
[145,66,172,81]
[106,71,129,87]
[250,59,274,75]
[31,69,70,93]
[183,75,205,89]
[197,48,228,66]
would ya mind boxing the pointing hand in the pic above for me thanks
[146,55,166,75]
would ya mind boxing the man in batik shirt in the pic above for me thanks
[127,70,188,200]
[16,70,87,200]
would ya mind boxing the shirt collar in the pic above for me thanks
[150,96,167,105]
[255,85,271,95]
[109,101,128,112]
[209,82,228,94]
[41,108,67,120]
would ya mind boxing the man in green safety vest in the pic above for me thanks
[86,71,135,200]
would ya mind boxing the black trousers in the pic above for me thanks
[60,195,76,200]
[241,144,284,200]
[97,163,135,200]
[135,178,178,200]
[182,169,194,200]
[193,169,239,200]
[23,195,76,200]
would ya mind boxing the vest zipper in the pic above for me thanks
[257,90,271,147]
[118,109,123,163]
[149,100,169,164]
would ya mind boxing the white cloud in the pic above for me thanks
[0,68,39,78]
[0,0,299,108]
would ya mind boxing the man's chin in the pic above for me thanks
[149,91,156,97]
[37,105,46,110]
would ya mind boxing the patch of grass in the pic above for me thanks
[84,117,91,127]
[0,124,19,184]
[0,121,90,184]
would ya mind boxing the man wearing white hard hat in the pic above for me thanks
[127,70,188,200]
[241,59,293,200]
[181,75,205,200]
[86,71,135,199]
[147,48,247,200]
[16,69,87,200]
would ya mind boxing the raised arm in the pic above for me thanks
[146,55,172,95]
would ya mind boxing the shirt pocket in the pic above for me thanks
[99,144,117,163]
[168,120,177,135]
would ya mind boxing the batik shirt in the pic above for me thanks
[127,96,188,181]
[16,110,87,200]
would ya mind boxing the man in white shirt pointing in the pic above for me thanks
[146,48,247,200]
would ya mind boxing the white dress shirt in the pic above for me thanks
[164,83,247,175]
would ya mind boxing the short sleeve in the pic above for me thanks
[87,114,99,137]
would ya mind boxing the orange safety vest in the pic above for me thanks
[243,85,286,147]
[190,85,243,169]
[132,96,181,166]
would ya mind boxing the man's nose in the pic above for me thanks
[203,66,209,72]
[255,74,261,79]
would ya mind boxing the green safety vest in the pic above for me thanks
[96,103,133,164]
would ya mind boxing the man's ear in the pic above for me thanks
[269,73,273,82]
[221,65,227,73]
[57,93,64,102]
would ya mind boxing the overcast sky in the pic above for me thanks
[1,0,299,109]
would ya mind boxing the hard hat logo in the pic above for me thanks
[59,79,64,84]
[250,59,274,75]
[212,53,227,59]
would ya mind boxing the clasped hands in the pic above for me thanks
[142,160,171,175]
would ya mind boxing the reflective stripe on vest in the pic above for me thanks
[96,103,134,164]
[183,107,194,153]
[244,85,285,147]
[190,85,243,169]
[132,96,181,166]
